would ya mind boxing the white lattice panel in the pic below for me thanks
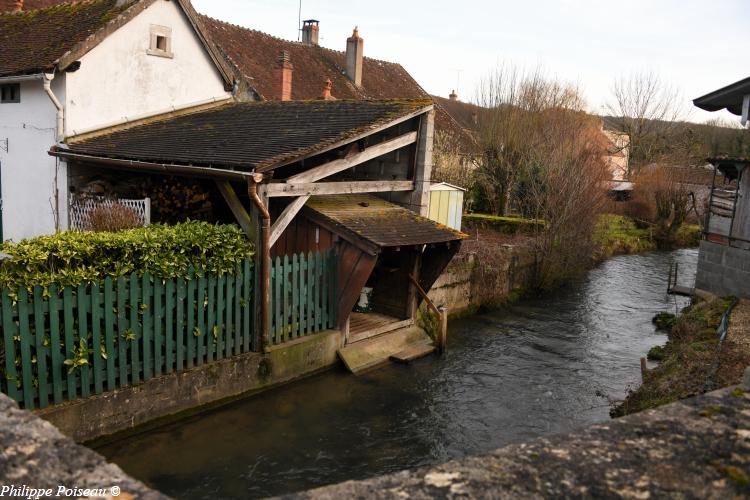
[69,197,151,231]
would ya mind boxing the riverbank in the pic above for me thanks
[593,214,701,261]
[612,295,750,417]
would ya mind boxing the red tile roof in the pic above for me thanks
[0,0,66,11]
[0,0,131,77]
[200,15,429,102]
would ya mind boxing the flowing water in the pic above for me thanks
[98,249,698,499]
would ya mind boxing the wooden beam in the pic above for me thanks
[266,180,414,197]
[287,131,418,184]
[269,196,310,248]
[215,181,255,238]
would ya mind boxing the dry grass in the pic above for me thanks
[86,203,143,232]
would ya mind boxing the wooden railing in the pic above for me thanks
[269,249,337,346]
[1,261,255,410]
[408,275,448,353]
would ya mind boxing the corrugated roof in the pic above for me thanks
[306,194,466,248]
[0,0,131,77]
[63,99,431,171]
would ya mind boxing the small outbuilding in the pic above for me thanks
[428,182,466,231]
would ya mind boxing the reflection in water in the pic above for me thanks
[98,249,698,499]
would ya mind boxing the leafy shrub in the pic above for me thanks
[463,213,544,235]
[652,312,677,331]
[647,345,665,361]
[86,203,143,232]
[0,221,253,290]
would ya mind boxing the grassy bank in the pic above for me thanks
[593,214,700,260]
[611,296,749,417]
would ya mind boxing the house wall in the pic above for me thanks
[695,240,750,299]
[0,77,68,241]
[64,0,230,136]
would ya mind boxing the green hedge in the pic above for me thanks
[463,213,544,234]
[0,222,254,290]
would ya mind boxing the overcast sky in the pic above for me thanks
[193,0,747,124]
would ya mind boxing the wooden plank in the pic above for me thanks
[153,278,163,376]
[292,254,299,339]
[197,276,207,365]
[286,131,419,183]
[349,318,415,344]
[307,252,315,335]
[216,275,225,359]
[176,277,186,371]
[269,196,311,248]
[315,251,323,332]
[266,180,415,198]
[103,279,116,392]
[1,290,19,403]
[141,273,152,380]
[187,269,196,367]
[17,288,34,409]
[90,282,103,395]
[128,274,140,385]
[273,256,282,344]
[390,343,436,363]
[207,275,216,362]
[33,286,49,407]
[63,287,77,400]
[49,285,63,404]
[76,284,90,399]
[242,260,251,352]
[299,254,307,334]
[282,255,290,339]
[224,273,233,358]
[216,180,255,238]
[116,277,127,388]
[165,279,175,372]
[234,270,242,354]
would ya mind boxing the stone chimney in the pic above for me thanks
[13,0,23,13]
[449,89,458,101]
[345,27,363,87]
[301,19,319,46]
[274,50,293,101]
[320,78,336,100]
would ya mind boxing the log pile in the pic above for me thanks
[140,176,214,223]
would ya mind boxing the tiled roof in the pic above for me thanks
[200,15,429,101]
[63,100,432,171]
[0,0,67,11]
[0,0,132,77]
[431,95,481,153]
[306,194,466,248]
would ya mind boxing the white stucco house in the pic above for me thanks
[0,0,234,241]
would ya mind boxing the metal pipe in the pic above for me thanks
[248,176,271,353]
[49,147,253,182]
[43,72,64,142]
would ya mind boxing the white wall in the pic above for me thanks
[65,0,230,135]
[0,77,67,241]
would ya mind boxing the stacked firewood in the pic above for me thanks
[139,176,215,224]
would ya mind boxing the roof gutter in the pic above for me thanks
[48,147,254,182]
[0,73,45,83]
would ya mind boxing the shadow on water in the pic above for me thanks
[97,249,698,499]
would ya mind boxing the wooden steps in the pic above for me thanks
[669,285,694,297]
[338,326,433,374]
[390,343,436,363]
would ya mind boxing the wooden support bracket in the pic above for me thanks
[269,195,310,248]
[216,180,255,239]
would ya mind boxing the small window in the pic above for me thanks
[0,84,20,103]
[148,25,173,58]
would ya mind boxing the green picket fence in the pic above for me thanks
[270,249,337,345]
[0,260,254,410]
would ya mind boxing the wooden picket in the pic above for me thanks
[269,249,337,346]
[0,260,255,410]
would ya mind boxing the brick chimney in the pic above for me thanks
[449,89,458,101]
[274,50,293,101]
[301,19,319,46]
[320,78,336,100]
[13,0,23,13]
[345,27,363,87]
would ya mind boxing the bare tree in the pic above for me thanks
[605,71,685,173]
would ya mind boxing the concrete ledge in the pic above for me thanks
[0,393,166,499]
[291,374,750,499]
[37,330,343,443]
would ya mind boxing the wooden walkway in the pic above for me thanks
[668,285,694,297]
[349,312,412,344]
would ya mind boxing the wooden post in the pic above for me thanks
[437,306,448,354]
[640,357,648,380]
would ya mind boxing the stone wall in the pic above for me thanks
[0,392,166,499]
[696,240,750,299]
[292,371,750,499]
[37,330,342,443]
[429,245,535,316]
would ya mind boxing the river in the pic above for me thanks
[97,249,698,499]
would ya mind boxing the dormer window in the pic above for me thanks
[148,25,173,58]
[0,84,20,103]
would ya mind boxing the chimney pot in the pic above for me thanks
[13,0,23,13]
[301,19,320,46]
[449,89,458,101]
[321,78,336,100]
[346,26,364,87]
[274,50,293,101]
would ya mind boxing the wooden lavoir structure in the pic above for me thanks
[51,99,466,371]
